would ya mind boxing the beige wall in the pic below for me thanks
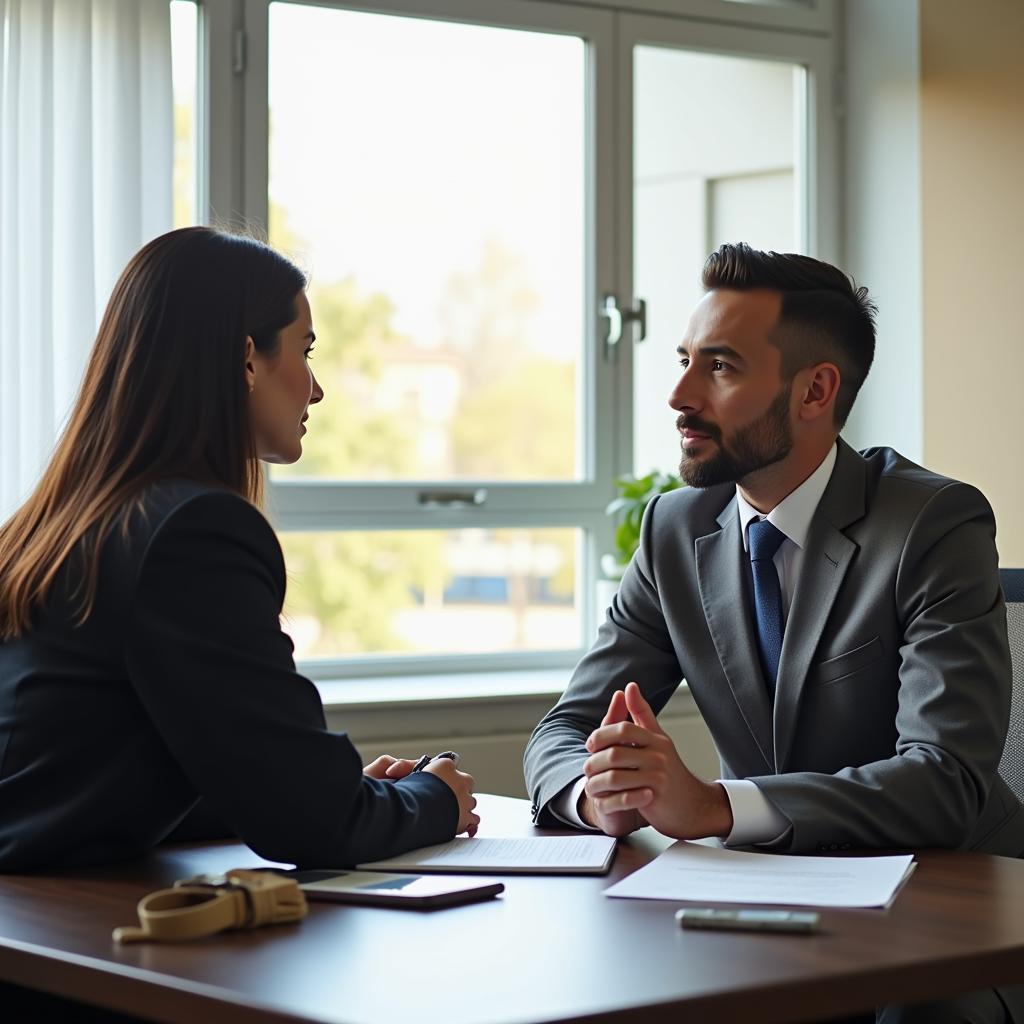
[919,0,1024,566]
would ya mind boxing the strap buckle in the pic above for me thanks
[174,872,244,891]
[113,869,307,943]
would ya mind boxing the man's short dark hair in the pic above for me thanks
[701,243,877,428]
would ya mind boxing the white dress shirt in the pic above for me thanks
[552,443,839,845]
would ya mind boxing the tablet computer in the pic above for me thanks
[270,868,504,910]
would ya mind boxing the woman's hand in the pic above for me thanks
[423,758,480,837]
[362,754,419,781]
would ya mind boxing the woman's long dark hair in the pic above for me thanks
[0,226,307,638]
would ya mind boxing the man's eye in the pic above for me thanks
[304,346,315,361]
[712,360,727,371]
[678,357,689,369]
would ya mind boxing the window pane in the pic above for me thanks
[632,48,804,476]
[267,3,585,483]
[170,0,198,227]
[280,528,581,659]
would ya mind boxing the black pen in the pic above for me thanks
[411,751,460,772]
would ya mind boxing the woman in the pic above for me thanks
[0,226,478,871]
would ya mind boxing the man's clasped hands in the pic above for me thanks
[578,681,734,841]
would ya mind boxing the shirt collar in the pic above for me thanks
[736,442,838,552]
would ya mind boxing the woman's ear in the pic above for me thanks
[244,336,256,394]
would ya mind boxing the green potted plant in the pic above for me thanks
[598,471,684,607]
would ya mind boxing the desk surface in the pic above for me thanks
[2,794,1024,1024]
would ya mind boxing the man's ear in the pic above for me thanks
[797,362,841,423]
[244,336,256,394]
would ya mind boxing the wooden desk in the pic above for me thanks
[1,794,1023,1024]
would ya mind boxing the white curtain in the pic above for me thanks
[0,0,173,521]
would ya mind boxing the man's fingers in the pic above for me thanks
[583,744,655,776]
[586,719,655,753]
[601,689,628,727]
[586,768,662,797]
[624,681,663,734]
[593,789,654,815]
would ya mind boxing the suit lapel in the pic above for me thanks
[774,440,866,770]
[696,501,775,772]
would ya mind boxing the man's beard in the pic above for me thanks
[678,383,793,489]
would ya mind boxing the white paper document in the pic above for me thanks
[603,841,916,908]
[359,835,617,875]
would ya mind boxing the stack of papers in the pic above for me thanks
[360,835,618,875]
[603,841,915,908]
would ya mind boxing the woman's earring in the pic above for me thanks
[248,383,254,393]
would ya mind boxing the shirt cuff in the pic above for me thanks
[717,778,790,846]
[549,776,599,831]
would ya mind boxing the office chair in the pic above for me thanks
[998,568,1024,803]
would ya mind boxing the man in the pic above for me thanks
[524,244,1023,1023]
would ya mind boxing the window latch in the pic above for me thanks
[417,489,488,509]
[233,29,247,76]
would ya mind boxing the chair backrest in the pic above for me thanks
[998,569,1024,802]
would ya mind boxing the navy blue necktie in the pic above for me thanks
[748,519,786,698]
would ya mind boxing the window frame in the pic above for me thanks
[195,0,838,683]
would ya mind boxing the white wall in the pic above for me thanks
[633,48,798,477]
[841,0,923,463]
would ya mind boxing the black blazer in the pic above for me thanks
[0,480,457,871]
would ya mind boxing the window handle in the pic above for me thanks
[417,489,488,508]
[602,293,623,348]
[601,294,647,359]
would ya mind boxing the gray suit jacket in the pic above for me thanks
[525,441,1024,855]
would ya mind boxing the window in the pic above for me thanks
[196,0,837,681]
[170,0,198,227]
[257,0,612,677]
[281,528,580,661]
[267,5,585,487]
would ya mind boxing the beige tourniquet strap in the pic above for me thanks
[113,869,307,943]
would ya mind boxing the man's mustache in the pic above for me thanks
[676,415,721,443]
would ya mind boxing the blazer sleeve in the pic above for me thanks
[124,492,458,866]
[751,481,1013,852]
[523,494,684,825]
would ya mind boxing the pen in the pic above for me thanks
[411,751,460,772]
